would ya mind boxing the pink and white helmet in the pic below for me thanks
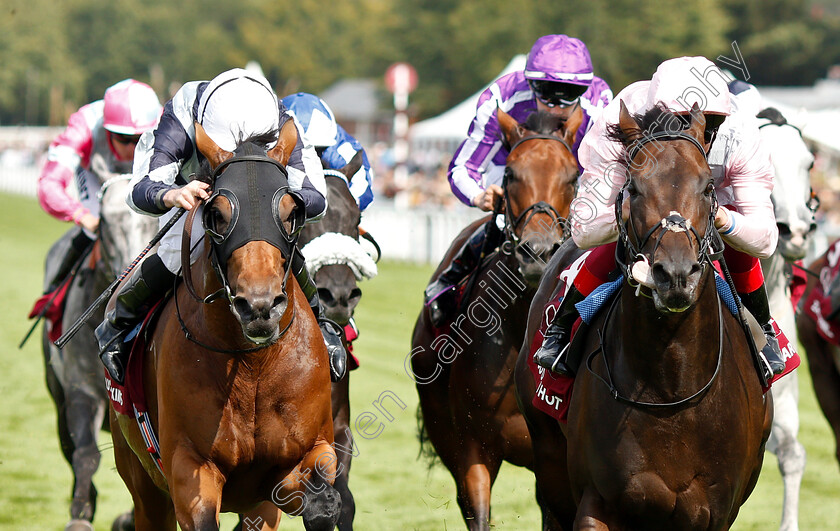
[102,79,163,135]
[646,57,731,116]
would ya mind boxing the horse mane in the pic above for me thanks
[195,128,281,183]
[605,104,690,165]
[756,107,787,126]
[523,110,566,135]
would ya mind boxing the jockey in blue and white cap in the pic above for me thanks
[424,34,613,328]
[95,68,348,386]
[281,92,375,211]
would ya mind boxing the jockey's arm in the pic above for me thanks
[38,104,97,225]
[128,92,197,216]
[716,126,779,259]
[285,114,327,223]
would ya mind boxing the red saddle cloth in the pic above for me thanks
[525,291,579,424]
[28,282,71,343]
[344,321,360,371]
[103,302,162,417]
[803,240,840,347]
[528,270,801,424]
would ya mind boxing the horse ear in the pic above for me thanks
[617,100,643,146]
[195,122,234,169]
[267,119,298,167]
[560,105,584,147]
[686,103,707,145]
[497,106,525,147]
[337,150,364,182]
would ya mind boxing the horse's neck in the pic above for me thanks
[617,273,720,388]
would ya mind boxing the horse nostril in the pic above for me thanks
[516,244,536,264]
[272,293,287,309]
[318,288,335,305]
[777,223,791,237]
[651,263,671,288]
[233,297,253,320]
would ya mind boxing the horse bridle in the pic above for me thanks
[498,134,576,255]
[589,130,727,408]
[614,131,722,287]
[177,151,299,353]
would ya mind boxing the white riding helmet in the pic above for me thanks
[646,56,731,116]
[197,68,281,152]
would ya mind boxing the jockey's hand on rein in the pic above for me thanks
[163,181,211,211]
[472,184,504,212]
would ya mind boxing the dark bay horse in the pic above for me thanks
[40,160,155,531]
[796,246,840,472]
[411,107,582,530]
[514,103,772,529]
[109,121,340,530]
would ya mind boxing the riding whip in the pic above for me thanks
[54,207,186,349]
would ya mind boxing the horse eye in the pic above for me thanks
[704,181,714,197]
[504,167,516,182]
[627,182,638,196]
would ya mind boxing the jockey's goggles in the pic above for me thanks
[529,80,587,108]
[111,133,142,145]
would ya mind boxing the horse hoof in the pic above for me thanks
[302,484,341,531]
[65,520,94,531]
[111,510,135,531]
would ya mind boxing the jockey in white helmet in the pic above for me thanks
[94,68,347,385]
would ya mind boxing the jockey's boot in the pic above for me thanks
[46,228,95,293]
[740,284,786,382]
[533,285,586,376]
[292,251,347,382]
[95,254,175,385]
[424,222,494,328]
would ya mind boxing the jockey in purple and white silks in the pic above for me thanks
[38,79,162,293]
[95,68,347,386]
[424,34,613,327]
[281,92,375,211]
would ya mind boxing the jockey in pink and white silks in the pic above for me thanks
[533,56,787,384]
[424,34,613,327]
[94,69,347,385]
[38,79,162,292]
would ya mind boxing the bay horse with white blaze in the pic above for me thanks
[411,107,582,530]
[109,121,340,530]
[514,103,772,529]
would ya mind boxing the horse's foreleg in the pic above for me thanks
[270,438,340,531]
[65,390,106,522]
[111,408,176,531]
[331,377,355,531]
[768,375,806,531]
[236,502,281,531]
[169,446,225,531]
[575,487,611,531]
[454,443,501,531]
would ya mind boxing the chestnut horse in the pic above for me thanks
[109,121,340,531]
[514,103,773,529]
[411,107,582,530]
[796,247,840,472]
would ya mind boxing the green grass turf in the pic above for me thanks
[0,191,838,530]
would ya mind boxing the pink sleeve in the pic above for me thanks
[569,102,625,249]
[37,106,95,222]
[719,131,778,259]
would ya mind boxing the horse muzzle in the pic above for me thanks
[650,260,703,313]
[231,292,288,344]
